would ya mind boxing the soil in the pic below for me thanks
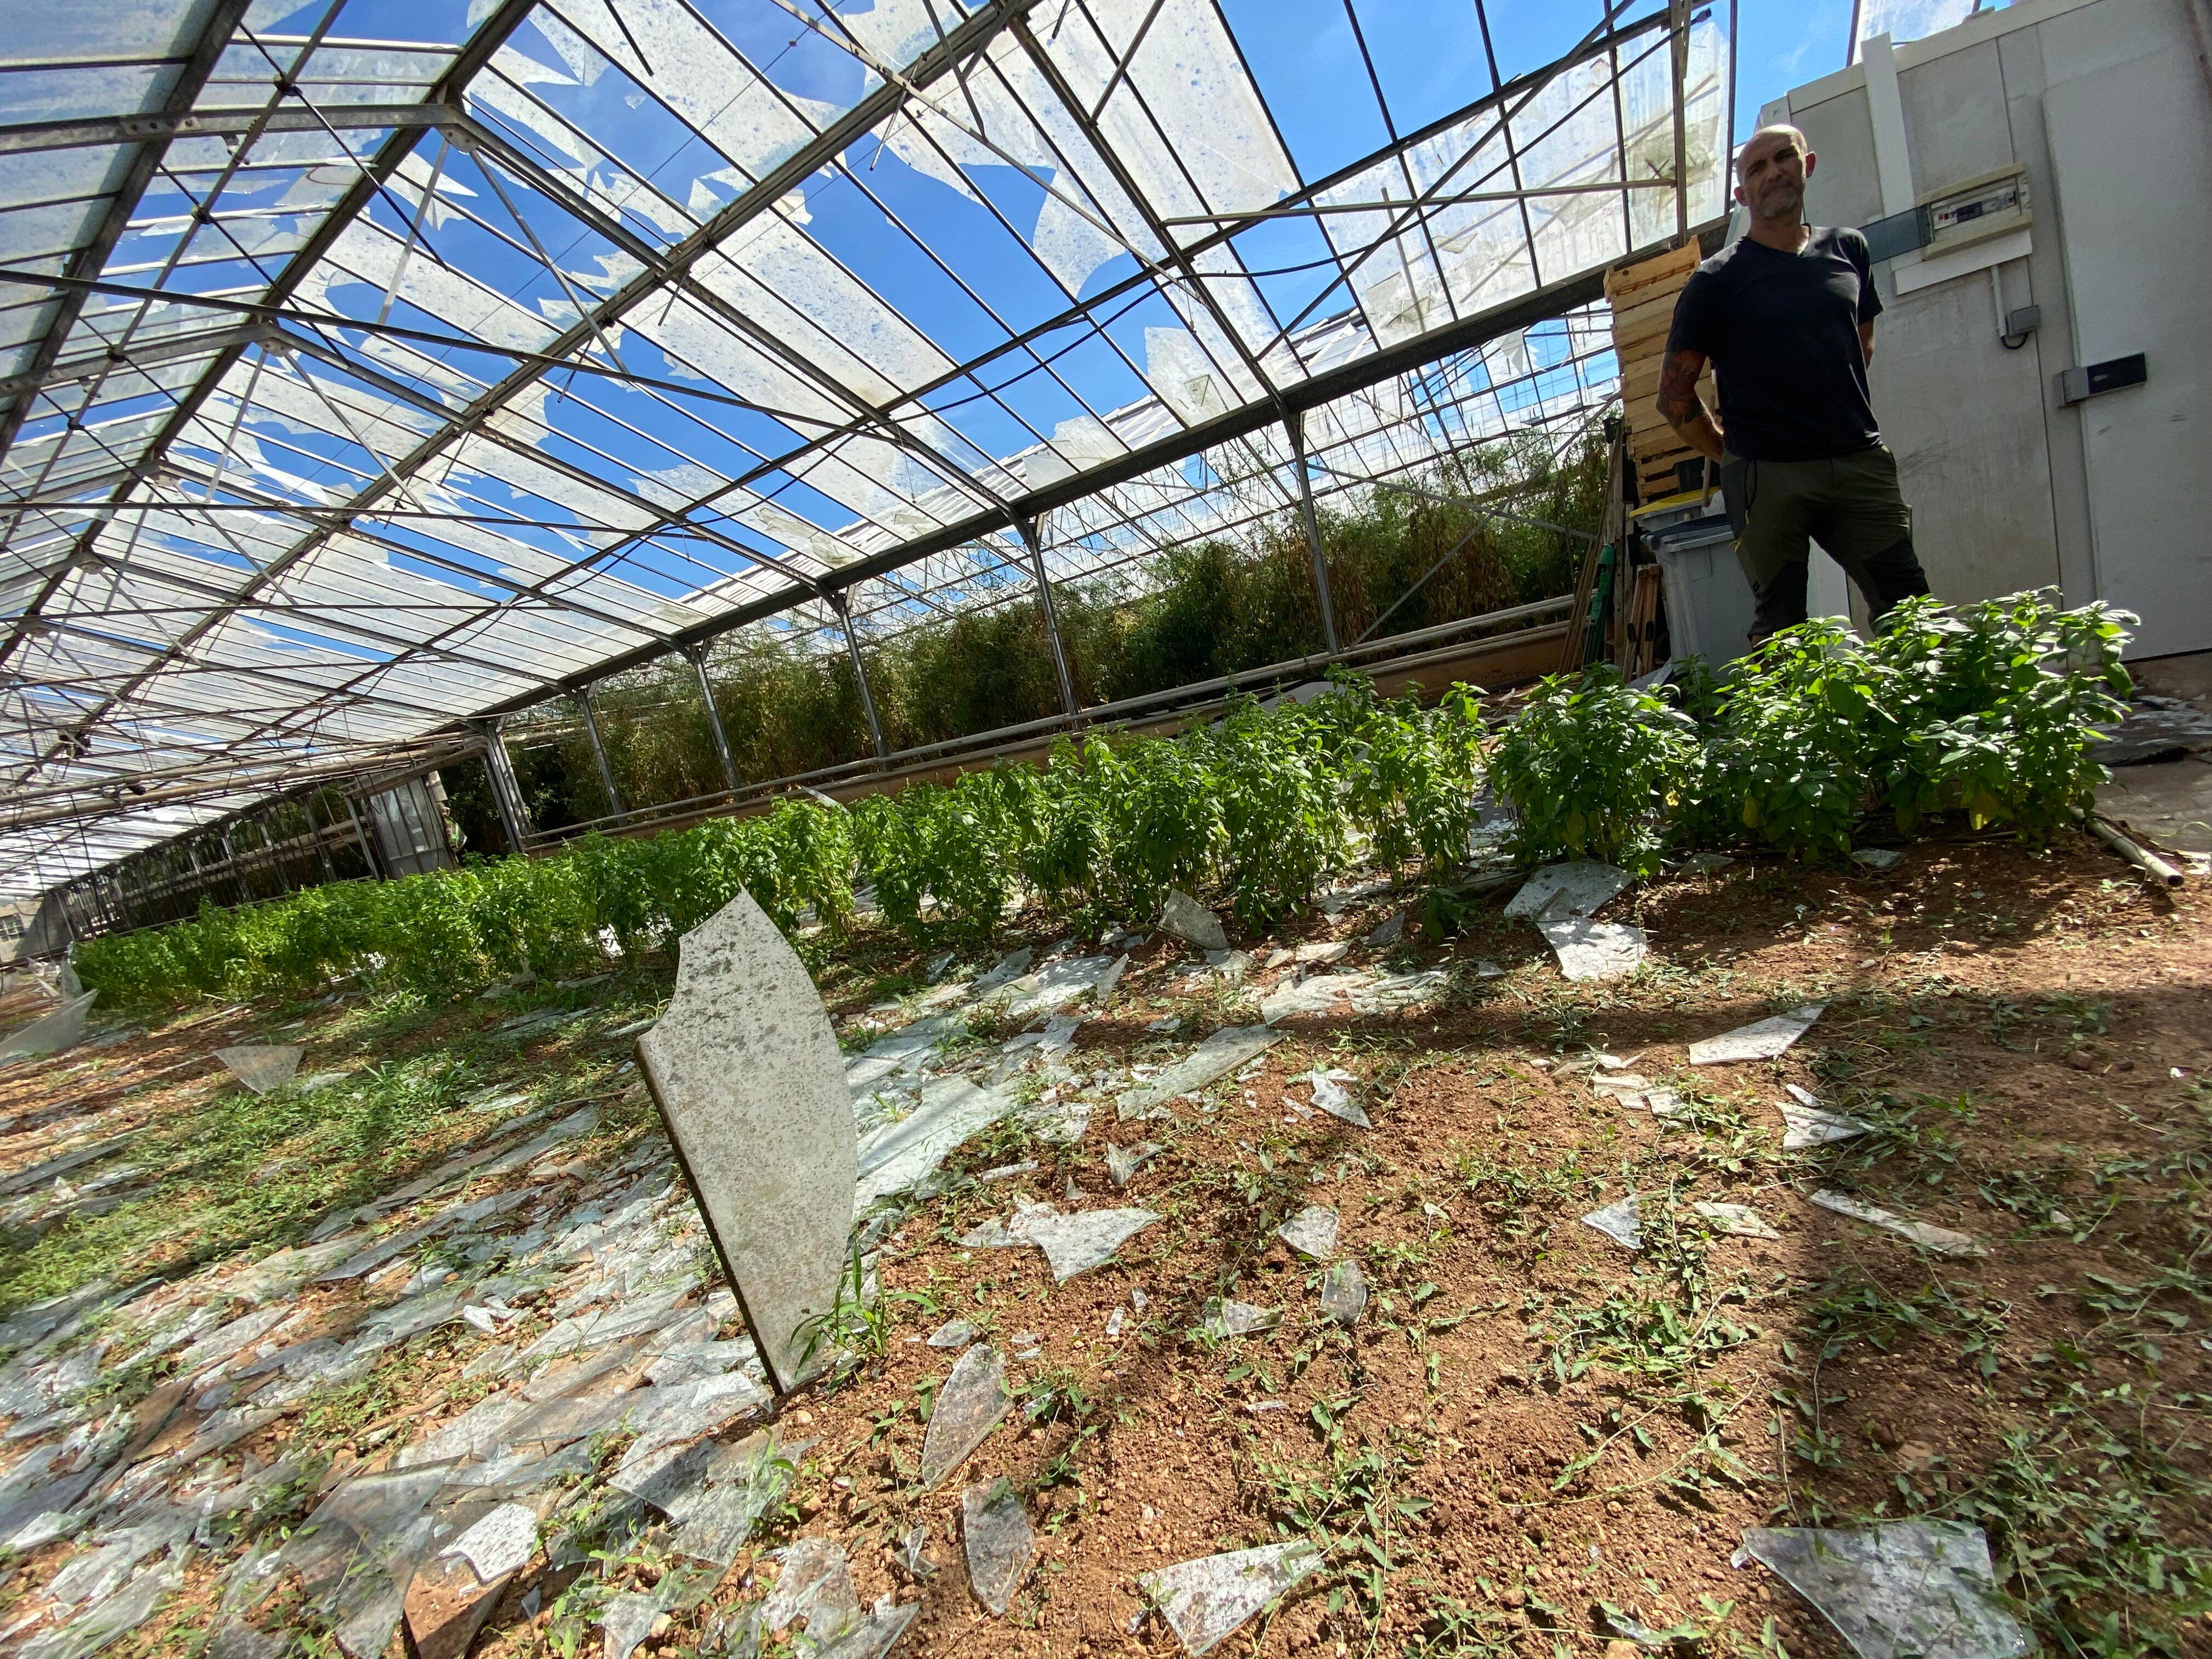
[2,830,2209,1659]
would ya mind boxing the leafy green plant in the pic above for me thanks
[1693,619,1891,861]
[76,591,2131,1013]
[1489,665,1699,874]
[1681,591,2135,859]
[1878,592,2132,837]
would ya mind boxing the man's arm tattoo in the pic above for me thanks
[1655,349,1706,426]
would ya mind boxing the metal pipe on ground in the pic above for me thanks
[2084,812,2186,887]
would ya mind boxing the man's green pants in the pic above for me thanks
[1718,443,1930,642]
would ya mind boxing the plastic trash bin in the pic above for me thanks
[1646,515,1754,665]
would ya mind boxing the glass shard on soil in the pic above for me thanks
[1503,861,1633,921]
[917,1345,1008,1488]
[1277,1205,1339,1260]
[1138,1540,1324,1656]
[213,1046,304,1095]
[1689,1004,1826,1065]
[1581,1196,1644,1250]
[1741,1521,2031,1659]
[1320,1259,1368,1326]
[961,1477,1037,1616]
[1810,1190,1986,1257]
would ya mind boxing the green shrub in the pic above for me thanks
[1087,727,1225,917]
[1877,592,2131,838]
[1490,667,1700,876]
[1682,590,2134,859]
[1337,680,1489,874]
[1012,739,1114,915]
[1694,619,1892,861]
[1203,697,1342,929]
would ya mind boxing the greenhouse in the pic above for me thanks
[1,1,2209,1657]
[1,0,1726,920]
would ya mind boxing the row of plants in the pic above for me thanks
[467,434,1602,839]
[77,590,2134,1012]
[77,676,1489,1008]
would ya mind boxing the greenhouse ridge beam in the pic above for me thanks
[0,101,456,156]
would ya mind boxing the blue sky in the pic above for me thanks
[1735,0,1860,129]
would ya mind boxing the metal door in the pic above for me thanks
[2045,50,2212,659]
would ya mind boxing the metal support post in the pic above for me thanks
[479,719,532,854]
[218,828,249,905]
[264,810,291,894]
[833,595,890,766]
[106,872,136,932]
[345,797,383,878]
[686,647,743,798]
[1285,413,1341,656]
[1014,517,1080,719]
[304,792,338,882]
[575,687,624,817]
[1670,0,1691,245]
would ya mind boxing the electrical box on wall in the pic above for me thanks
[1859,163,2033,265]
[1923,163,2030,254]
[2057,353,2148,405]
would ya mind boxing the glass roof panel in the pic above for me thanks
[0,0,1730,899]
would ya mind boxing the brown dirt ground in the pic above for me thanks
[3,831,2210,1659]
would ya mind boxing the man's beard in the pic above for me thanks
[1754,180,1804,222]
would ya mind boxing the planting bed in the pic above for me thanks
[0,826,2207,1659]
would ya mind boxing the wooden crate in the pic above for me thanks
[1605,243,1714,505]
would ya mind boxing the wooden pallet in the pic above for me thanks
[1605,243,1715,505]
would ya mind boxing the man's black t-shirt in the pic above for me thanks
[1663,226,1883,462]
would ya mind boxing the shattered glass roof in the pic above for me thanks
[0,0,1729,899]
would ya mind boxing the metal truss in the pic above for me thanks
[0,0,1734,903]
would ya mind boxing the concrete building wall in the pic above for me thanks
[1757,0,2212,657]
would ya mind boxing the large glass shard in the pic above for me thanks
[760,1537,861,1642]
[1810,1191,1985,1258]
[636,894,854,1392]
[1319,1260,1367,1327]
[1277,1206,1339,1261]
[917,1345,1008,1489]
[1689,1005,1826,1066]
[1118,1028,1280,1119]
[1138,1541,1324,1656]
[963,1204,1159,1282]
[1539,917,1648,981]
[1581,1197,1644,1251]
[1740,1523,2031,1659]
[1503,862,1633,921]
[214,1046,304,1094]
[960,1477,1036,1617]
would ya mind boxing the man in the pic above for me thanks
[1656,124,1931,643]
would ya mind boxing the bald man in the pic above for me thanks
[1656,125,1931,644]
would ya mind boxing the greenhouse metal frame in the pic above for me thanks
[0,0,1734,915]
